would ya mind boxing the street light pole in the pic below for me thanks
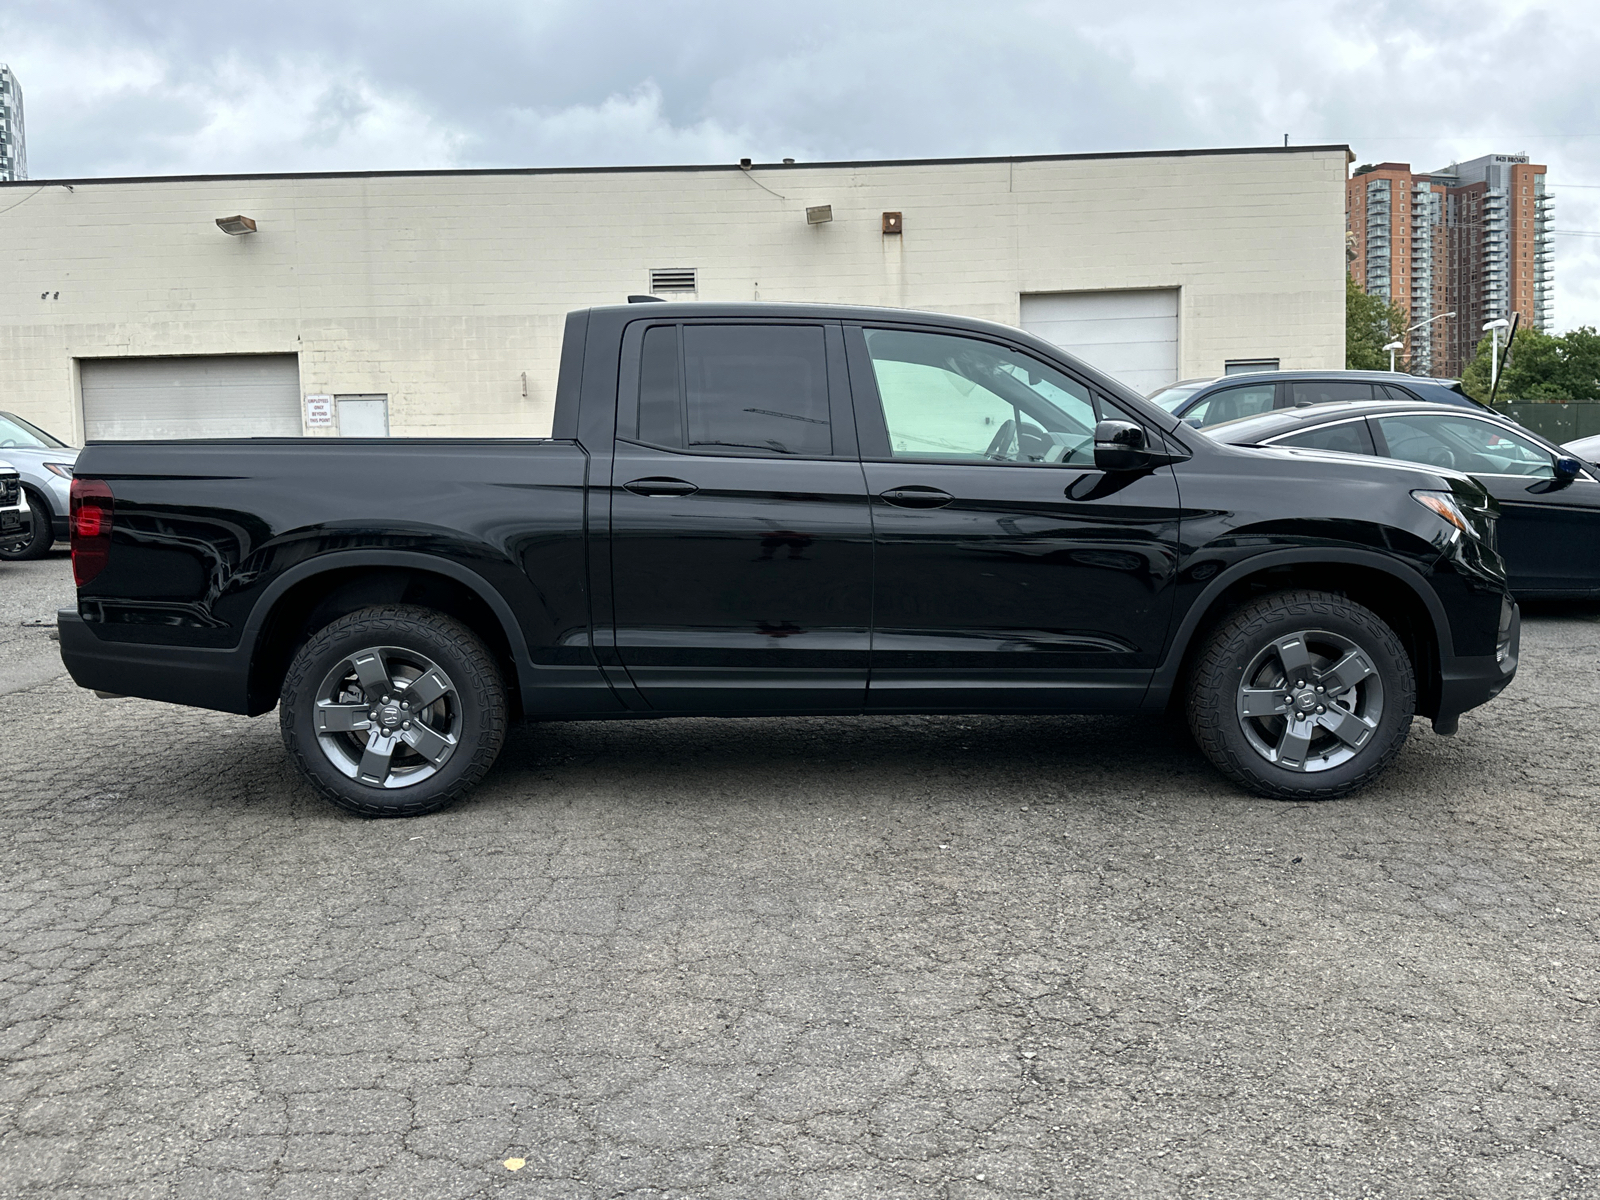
[1384,340,1404,372]
[1407,311,1456,335]
[1396,311,1455,375]
[1484,318,1511,392]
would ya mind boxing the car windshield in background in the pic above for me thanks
[0,412,69,450]
[1148,385,1205,412]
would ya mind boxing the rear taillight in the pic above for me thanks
[70,477,114,587]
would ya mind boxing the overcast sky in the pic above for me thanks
[4,0,1598,330]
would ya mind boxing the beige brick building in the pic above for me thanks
[0,146,1348,442]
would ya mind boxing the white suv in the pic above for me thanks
[0,460,30,556]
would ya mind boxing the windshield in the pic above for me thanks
[1147,385,1204,413]
[0,412,69,450]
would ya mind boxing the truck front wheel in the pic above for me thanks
[279,605,508,817]
[1186,589,1415,801]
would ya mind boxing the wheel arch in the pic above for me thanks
[243,552,534,717]
[1150,549,1451,720]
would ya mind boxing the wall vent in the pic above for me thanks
[649,268,698,294]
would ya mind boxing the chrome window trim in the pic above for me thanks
[1264,408,1600,483]
[1368,409,1585,482]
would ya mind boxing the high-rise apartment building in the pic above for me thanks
[0,64,25,182]
[1346,154,1553,378]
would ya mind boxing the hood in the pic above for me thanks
[1233,442,1496,517]
[1236,441,1477,485]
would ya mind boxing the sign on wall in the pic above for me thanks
[304,394,334,428]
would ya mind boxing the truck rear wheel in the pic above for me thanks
[279,605,507,817]
[1186,589,1415,801]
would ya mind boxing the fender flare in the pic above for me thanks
[1147,546,1453,700]
[240,549,538,702]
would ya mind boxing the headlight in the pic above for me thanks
[1412,489,1478,539]
[44,462,75,479]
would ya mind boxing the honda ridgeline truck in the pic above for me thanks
[59,303,1520,816]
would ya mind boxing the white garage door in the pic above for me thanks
[1021,290,1179,397]
[81,355,301,440]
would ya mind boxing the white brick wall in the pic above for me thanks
[0,148,1347,440]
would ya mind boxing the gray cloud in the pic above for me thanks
[3,0,1598,326]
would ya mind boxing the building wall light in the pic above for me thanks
[216,215,257,235]
[805,205,833,225]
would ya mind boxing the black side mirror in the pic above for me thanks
[1555,456,1582,484]
[1094,420,1155,472]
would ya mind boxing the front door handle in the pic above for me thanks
[880,486,954,509]
[624,477,699,497]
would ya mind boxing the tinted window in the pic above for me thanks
[1185,383,1276,428]
[1291,381,1374,405]
[1378,383,1417,402]
[1274,420,1377,456]
[637,325,683,447]
[682,326,831,456]
[1377,414,1554,478]
[863,329,1100,465]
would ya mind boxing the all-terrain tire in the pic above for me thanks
[280,604,507,817]
[1187,589,1415,801]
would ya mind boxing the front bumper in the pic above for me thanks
[0,495,30,551]
[57,609,254,714]
[1433,600,1519,733]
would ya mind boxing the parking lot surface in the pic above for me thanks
[3,554,1599,1199]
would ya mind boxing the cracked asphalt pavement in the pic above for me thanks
[3,553,1599,1198]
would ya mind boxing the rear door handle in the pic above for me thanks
[879,486,954,509]
[624,477,699,497]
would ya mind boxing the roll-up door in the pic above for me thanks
[81,354,301,440]
[1020,290,1179,397]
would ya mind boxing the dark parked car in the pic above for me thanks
[60,303,1518,816]
[1149,371,1479,429]
[1209,399,1600,597]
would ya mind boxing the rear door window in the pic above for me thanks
[634,324,833,457]
[1290,380,1375,406]
[1183,383,1276,428]
[1272,419,1377,456]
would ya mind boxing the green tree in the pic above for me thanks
[1461,325,1600,402]
[1346,275,1407,370]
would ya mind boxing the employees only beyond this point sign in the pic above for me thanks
[304,395,334,428]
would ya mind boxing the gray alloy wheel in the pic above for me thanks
[279,604,507,817]
[1234,630,1384,772]
[1186,589,1414,801]
[313,645,463,788]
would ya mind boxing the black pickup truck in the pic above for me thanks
[60,302,1519,816]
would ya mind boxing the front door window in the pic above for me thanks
[863,329,1101,465]
[1375,414,1554,478]
[1183,383,1276,428]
